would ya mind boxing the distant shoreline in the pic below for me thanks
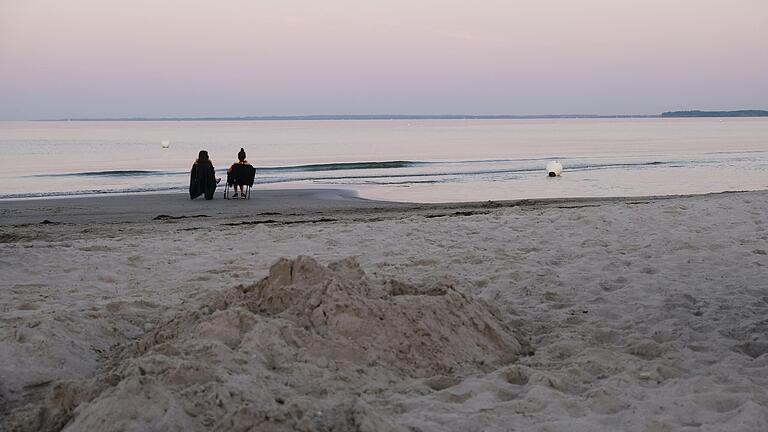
[33,110,768,121]
[660,110,768,118]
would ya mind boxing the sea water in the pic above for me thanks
[0,118,766,203]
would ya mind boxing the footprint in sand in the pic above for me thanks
[435,391,473,404]
[79,245,113,252]
[500,366,530,386]
[627,339,664,360]
[640,266,659,275]
[423,375,462,391]
[97,274,118,283]
[587,387,630,414]
[692,394,744,413]
[599,277,627,292]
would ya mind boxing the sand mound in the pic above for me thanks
[243,256,528,376]
[14,256,529,431]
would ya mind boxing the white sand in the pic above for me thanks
[1,190,767,431]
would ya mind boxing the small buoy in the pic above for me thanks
[546,161,562,177]
[161,140,170,149]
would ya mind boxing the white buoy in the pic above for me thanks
[546,161,562,177]
[161,140,170,149]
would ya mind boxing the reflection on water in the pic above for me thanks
[0,118,766,202]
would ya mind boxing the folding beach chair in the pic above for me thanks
[224,164,256,199]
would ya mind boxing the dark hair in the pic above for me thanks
[196,150,211,164]
[237,148,246,162]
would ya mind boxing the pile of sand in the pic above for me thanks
[12,256,529,431]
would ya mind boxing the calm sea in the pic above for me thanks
[0,118,766,203]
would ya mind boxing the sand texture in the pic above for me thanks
[1,190,767,431]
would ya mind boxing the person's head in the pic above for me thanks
[237,148,246,162]
[197,150,210,164]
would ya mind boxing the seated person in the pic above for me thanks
[189,150,220,200]
[226,148,253,198]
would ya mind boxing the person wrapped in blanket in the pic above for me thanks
[189,150,221,200]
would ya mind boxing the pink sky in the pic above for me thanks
[0,0,766,119]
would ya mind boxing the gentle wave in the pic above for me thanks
[0,186,184,200]
[34,170,183,177]
[7,159,685,199]
[30,161,424,178]
[267,159,669,174]
[29,159,670,179]
[257,160,424,172]
[254,160,674,185]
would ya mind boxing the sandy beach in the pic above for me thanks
[1,189,767,431]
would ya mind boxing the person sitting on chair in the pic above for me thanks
[227,148,251,199]
[189,150,220,200]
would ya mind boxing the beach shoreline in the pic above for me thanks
[2,187,765,226]
[2,189,767,430]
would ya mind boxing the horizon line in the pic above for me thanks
[6,109,768,122]
[40,113,657,122]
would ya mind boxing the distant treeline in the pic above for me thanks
[661,110,768,118]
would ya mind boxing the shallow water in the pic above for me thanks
[0,118,766,202]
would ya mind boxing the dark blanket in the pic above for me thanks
[189,162,217,200]
[226,163,256,187]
